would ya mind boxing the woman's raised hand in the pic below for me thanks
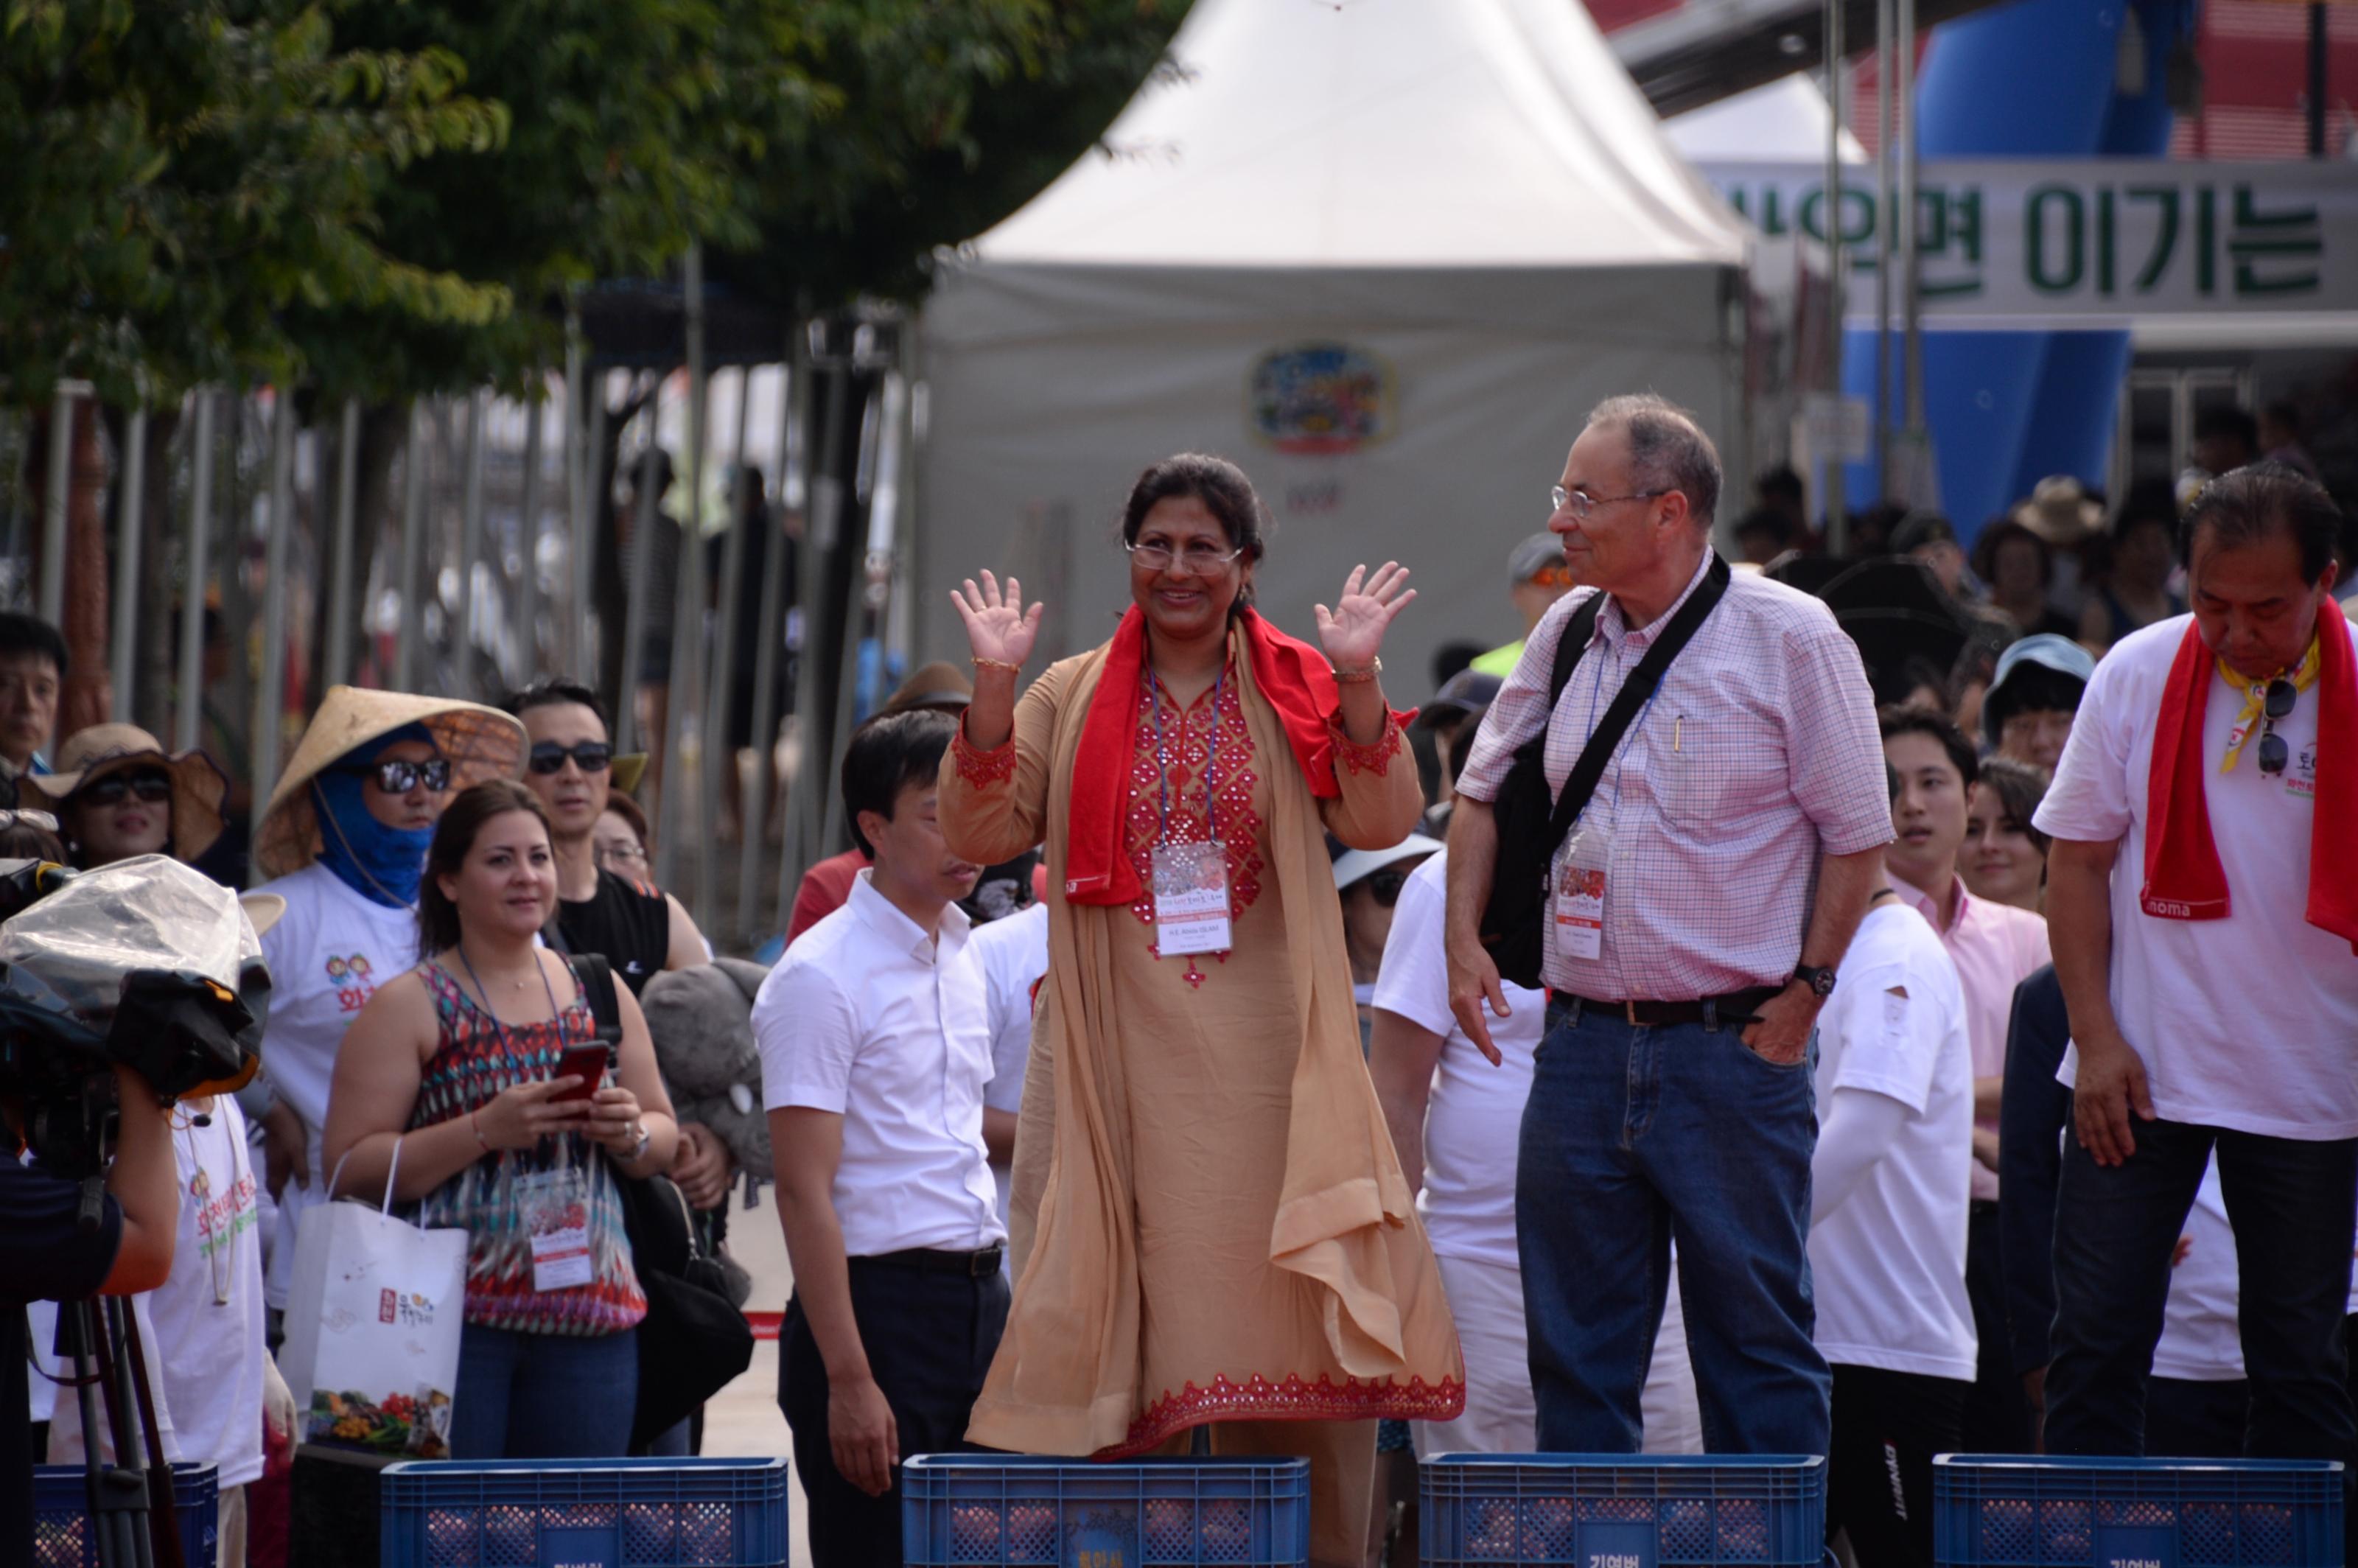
[950,570,1044,669]
[1313,562,1416,671]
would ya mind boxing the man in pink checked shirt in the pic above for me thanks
[1444,394,1892,1459]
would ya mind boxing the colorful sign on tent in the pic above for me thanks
[1247,343,1395,454]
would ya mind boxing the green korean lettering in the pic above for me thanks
[2027,184,2085,294]
[2127,185,2180,292]
[2229,184,2323,297]
[1919,188,1985,298]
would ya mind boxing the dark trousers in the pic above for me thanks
[1826,1364,1967,1568]
[2147,1378,2250,1459]
[1962,1202,2032,1452]
[2046,1117,2357,1462]
[779,1256,1011,1568]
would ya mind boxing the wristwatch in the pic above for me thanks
[1792,963,1838,1000]
[626,1121,651,1163]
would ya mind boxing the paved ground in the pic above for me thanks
[703,1185,810,1566]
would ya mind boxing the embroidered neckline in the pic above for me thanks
[1124,675,1265,947]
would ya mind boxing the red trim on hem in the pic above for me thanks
[1093,1373,1466,1458]
[1329,717,1406,778]
[952,731,1018,788]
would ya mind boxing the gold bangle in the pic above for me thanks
[971,657,1021,673]
[1331,657,1382,685]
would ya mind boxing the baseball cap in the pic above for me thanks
[1981,634,2097,749]
[1419,669,1501,722]
[1509,533,1570,587]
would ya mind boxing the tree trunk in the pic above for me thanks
[130,404,183,740]
[28,402,113,734]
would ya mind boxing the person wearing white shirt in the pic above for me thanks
[2037,464,2358,1469]
[968,898,1047,1246]
[754,710,1009,1568]
[2147,1161,2249,1458]
[1368,849,1702,1459]
[1808,807,1976,1568]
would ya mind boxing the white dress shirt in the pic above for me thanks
[753,871,1006,1256]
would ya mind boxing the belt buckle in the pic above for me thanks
[1624,1000,1642,1026]
[971,1248,998,1278]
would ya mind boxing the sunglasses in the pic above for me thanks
[346,757,452,794]
[78,769,173,808]
[1362,868,1411,908]
[528,741,614,776]
[2256,679,2298,777]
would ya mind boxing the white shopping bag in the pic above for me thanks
[278,1138,464,1459]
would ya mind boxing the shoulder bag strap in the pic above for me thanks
[1541,553,1733,851]
[567,952,623,1046]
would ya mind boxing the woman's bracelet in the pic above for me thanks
[971,656,1022,673]
[1332,657,1383,685]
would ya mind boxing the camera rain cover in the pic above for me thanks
[0,853,269,1096]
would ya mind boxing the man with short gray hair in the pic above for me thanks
[1445,393,1891,1457]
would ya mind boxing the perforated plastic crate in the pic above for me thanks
[32,1462,218,1568]
[1421,1452,1827,1568]
[1932,1454,2345,1567]
[901,1455,1312,1568]
[379,1457,791,1568]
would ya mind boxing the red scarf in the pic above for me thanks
[2142,610,2358,953]
[1065,607,1355,906]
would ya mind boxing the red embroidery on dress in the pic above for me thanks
[1125,673,1264,931]
[1332,716,1405,777]
[951,731,1018,788]
[1096,1373,1467,1459]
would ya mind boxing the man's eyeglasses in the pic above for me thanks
[2256,679,2298,776]
[1550,485,1668,520]
[529,741,615,776]
[1127,539,1245,575]
[77,769,172,808]
[346,757,452,794]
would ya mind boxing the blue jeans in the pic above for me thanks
[2046,1118,2357,1461]
[1517,999,1828,1455]
[450,1323,640,1459]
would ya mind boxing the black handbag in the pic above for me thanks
[570,954,756,1449]
[1477,554,1732,990]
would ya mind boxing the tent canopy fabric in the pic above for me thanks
[1665,73,1869,165]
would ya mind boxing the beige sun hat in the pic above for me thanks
[253,686,528,881]
[27,724,230,864]
[2012,475,2107,547]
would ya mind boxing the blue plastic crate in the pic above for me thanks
[1421,1453,1827,1568]
[1932,1454,2345,1567]
[901,1455,1312,1568]
[379,1457,791,1568]
[32,1462,218,1568]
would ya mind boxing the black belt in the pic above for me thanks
[1547,985,1782,1032]
[859,1246,1004,1278]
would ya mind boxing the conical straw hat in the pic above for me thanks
[253,687,527,881]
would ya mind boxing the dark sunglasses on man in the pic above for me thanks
[77,769,174,808]
[528,741,614,776]
[344,757,452,794]
[2256,678,2298,777]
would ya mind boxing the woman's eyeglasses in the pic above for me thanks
[528,741,615,776]
[1127,539,1245,574]
[1362,868,1410,908]
[2256,679,2298,776]
[77,769,172,808]
[347,757,452,794]
[595,840,649,872]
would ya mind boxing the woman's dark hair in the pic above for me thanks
[603,790,651,854]
[0,817,66,862]
[1872,654,1952,712]
[1119,453,1270,608]
[501,677,609,732]
[1975,756,2053,858]
[2180,461,2342,582]
[842,708,957,858]
[419,780,550,955]
[1971,518,2051,589]
[1878,704,1980,788]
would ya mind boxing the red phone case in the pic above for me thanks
[551,1046,608,1102]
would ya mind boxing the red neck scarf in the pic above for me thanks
[1064,607,1345,906]
[2142,609,2358,953]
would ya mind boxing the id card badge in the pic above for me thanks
[1151,839,1234,956]
[518,1167,594,1292]
[1551,815,1611,962]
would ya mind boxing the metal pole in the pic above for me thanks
[561,309,587,676]
[780,342,843,928]
[817,368,881,864]
[1900,0,1925,436]
[518,388,546,686]
[616,386,663,756]
[108,407,149,711]
[325,399,360,690]
[659,245,708,892]
[396,401,427,690]
[744,344,800,945]
[177,392,217,751]
[1823,0,1850,551]
[38,382,81,627]
[458,388,488,699]
[2313,4,2331,158]
[1872,0,1893,497]
[704,366,753,937]
[251,393,295,843]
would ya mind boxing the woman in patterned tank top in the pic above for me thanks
[323,781,679,1459]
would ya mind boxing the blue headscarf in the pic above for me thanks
[312,722,438,908]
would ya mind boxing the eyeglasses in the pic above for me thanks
[346,757,452,794]
[528,740,614,776]
[1126,539,1246,574]
[2256,678,2298,776]
[1550,485,1668,520]
[595,840,649,872]
[77,769,172,808]
[0,808,58,832]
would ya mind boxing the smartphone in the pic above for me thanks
[550,1043,611,1103]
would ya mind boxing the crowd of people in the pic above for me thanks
[0,387,2351,1568]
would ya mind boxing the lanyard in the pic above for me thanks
[457,948,570,1060]
[1577,638,1659,828]
[1147,660,1225,845]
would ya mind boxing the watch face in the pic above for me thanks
[1813,969,1836,997]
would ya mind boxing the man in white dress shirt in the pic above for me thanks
[755,710,1010,1568]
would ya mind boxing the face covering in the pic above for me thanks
[312,725,438,908]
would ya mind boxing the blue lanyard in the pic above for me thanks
[1576,637,1659,830]
[457,946,570,1061]
[1147,659,1225,846]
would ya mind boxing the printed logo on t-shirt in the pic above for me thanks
[326,952,378,1015]
[2289,741,2317,801]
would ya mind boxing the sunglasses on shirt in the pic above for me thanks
[344,757,452,794]
[77,769,173,808]
[528,741,614,776]
[2256,678,2298,777]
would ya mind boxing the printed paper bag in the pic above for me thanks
[279,1141,465,1458]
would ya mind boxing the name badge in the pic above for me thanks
[519,1168,594,1292]
[1553,862,1606,960]
[1151,839,1233,956]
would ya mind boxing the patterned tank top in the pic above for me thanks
[408,962,646,1336]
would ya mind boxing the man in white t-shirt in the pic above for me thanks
[2036,463,2358,1465]
[1808,769,1976,1568]
[1368,850,1701,1457]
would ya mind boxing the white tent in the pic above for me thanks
[914,0,1752,685]
[1665,74,1868,166]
